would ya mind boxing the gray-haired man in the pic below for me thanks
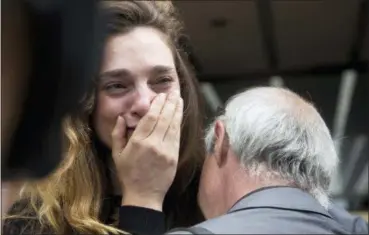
[120,87,368,234]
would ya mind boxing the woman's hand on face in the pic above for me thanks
[111,91,183,211]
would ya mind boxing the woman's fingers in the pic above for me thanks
[111,116,126,160]
[150,90,180,140]
[133,93,167,139]
[164,97,183,146]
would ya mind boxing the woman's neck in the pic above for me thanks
[92,135,122,196]
[107,156,122,196]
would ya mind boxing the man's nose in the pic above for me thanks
[131,86,156,118]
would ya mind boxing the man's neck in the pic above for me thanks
[224,169,291,213]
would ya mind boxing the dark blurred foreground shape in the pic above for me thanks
[1,0,106,181]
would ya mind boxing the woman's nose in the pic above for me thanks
[131,86,156,118]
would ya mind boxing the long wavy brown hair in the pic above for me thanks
[4,1,205,234]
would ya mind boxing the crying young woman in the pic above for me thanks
[3,1,205,235]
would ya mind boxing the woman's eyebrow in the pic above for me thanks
[150,65,176,75]
[98,65,175,81]
[98,68,132,81]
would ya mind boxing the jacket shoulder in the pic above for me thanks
[328,204,368,234]
[188,208,351,234]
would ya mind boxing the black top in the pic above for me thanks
[119,206,166,235]
[2,198,166,235]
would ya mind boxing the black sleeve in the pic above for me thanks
[119,206,166,235]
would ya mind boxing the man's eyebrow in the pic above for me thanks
[98,69,132,80]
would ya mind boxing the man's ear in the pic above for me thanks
[213,120,229,168]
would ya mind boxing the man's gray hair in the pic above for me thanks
[205,87,338,209]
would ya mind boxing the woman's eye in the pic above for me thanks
[154,76,173,84]
[105,83,126,90]
[103,83,129,95]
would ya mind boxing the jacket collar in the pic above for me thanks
[228,186,332,219]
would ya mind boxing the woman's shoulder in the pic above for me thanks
[2,199,44,235]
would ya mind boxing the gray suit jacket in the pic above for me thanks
[328,203,368,234]
[169,187,362,234]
